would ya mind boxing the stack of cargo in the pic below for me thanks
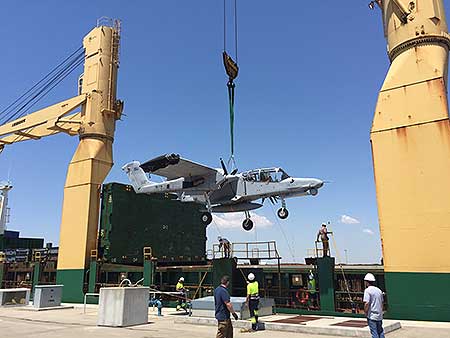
[32,244,58,262]
[99,183,206,265]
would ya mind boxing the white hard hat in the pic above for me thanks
[179,277,184,282]
[364,273,376,282]
[248,273,255,281]
[217,236,222,241]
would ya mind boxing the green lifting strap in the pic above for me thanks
[223,51,238,159]
[227,80,235,156]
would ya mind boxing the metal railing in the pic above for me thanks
[83,293,99,314]
[212,241,281,260]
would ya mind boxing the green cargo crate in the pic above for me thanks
[99,183,207,265]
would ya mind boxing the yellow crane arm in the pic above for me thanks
[0,94,86,150]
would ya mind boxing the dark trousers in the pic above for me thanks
[249,299,259,330]
[224,243,231,258]
[217,319,233,338]
[322,240,329,256]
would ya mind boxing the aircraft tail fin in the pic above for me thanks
[122,161,150,192]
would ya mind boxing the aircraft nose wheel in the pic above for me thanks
[201,212,213,225]
[310,187,318,196]
[242,218,254,231]
[277,207,289,219]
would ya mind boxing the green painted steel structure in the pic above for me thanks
[88,259,98,293]
[31,262,41,298]
[317,256,335,312]
[384,272,450,322]
[56,269,85,303]
[212,258,237,292]
[143,260,155,286]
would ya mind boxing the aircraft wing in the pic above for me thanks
[140,153,219,180]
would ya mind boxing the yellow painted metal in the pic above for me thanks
[0,111,82,145]
[371,1,450,273]
[58,23,122,270]
[0,95,85,146]
[0,21,122,274]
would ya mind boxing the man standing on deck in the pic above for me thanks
[316,223,330,257]
[363,273,385,338]
[215,275,239,338]
[218,236,231,258]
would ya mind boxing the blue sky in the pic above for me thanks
[0,0,416,263]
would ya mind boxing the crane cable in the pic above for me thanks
[223,0,239,168]
[0,46,84,125]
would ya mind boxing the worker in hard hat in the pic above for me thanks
[316,223,330,257]
[218,236,231,258]
[176,277,186,311]
[363,273,385,338]
[246,273,260,331]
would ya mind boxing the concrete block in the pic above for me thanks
[33,285,63,309]
[97,287,149,327]
[0,288,30,307]
[191,296,274,319]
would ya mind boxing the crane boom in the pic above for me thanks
[0,95,86,149]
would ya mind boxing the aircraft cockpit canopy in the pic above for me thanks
[242,168,290,182]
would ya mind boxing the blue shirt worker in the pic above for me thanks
[214,275,238,338]
[246,273,260,331]
[363,273,385,338]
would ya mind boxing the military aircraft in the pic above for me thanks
[122,154,324,231]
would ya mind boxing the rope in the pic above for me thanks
[329,231,356,311]
[211,217,223,237]
[192,271,209,299]
[269,203,296,262]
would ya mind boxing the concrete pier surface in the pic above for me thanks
[0,305,449,338]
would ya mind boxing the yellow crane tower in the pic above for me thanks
[371,0,450,320]
[0,19,123,301]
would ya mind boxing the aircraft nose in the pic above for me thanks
[314,179,324,188]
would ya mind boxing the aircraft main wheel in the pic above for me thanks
[242,219,254,231]
[201,212,213,225]
[310,187,318,196]
[277,207,289,219]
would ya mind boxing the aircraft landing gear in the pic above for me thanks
[310,187,318,196]
[277,208,289,219]
[242,218,254,231]
[242,211,254,231]
[201,193,213,225]
[201,212,213,225]
[277,198,289,219]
